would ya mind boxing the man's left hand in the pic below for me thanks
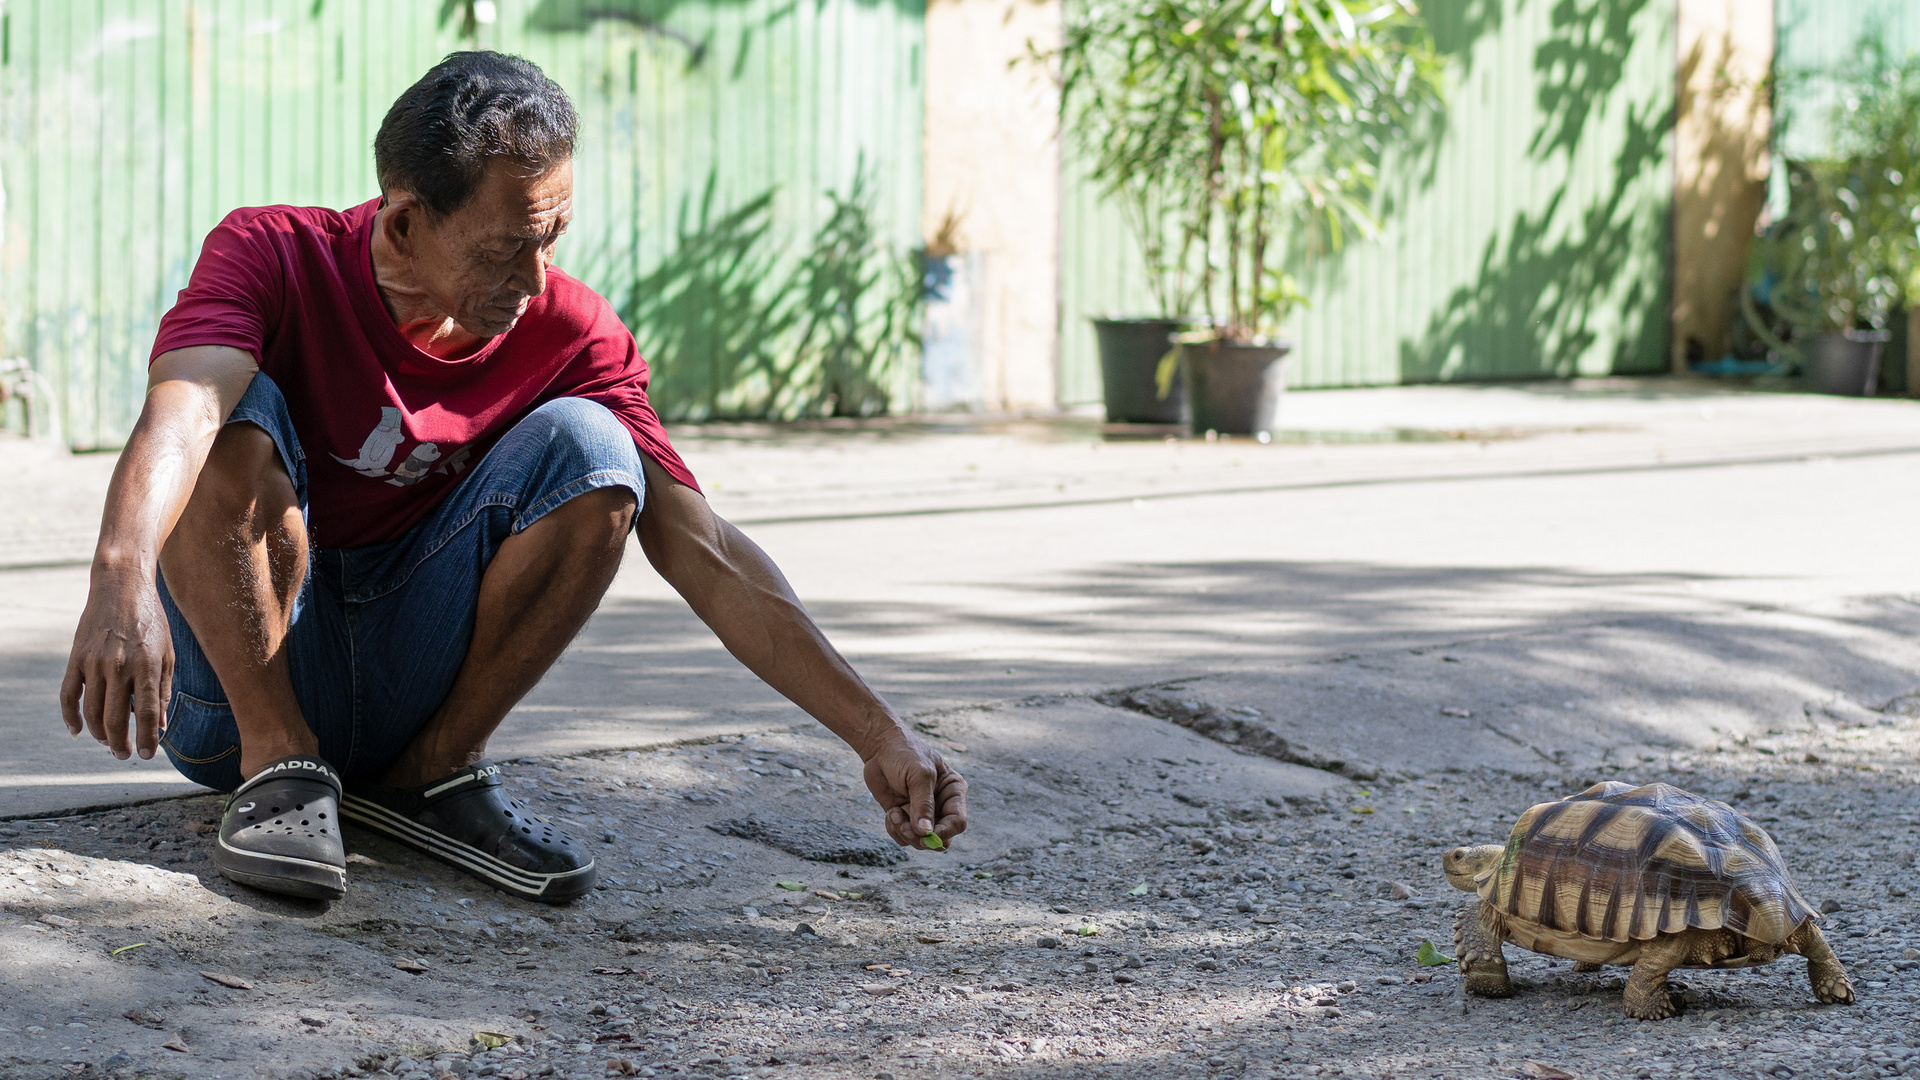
[863,730,968,850]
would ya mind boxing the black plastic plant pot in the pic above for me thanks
[1092,317,1187,424]
[1806,330,1888,397]
[1180,339,1292,436]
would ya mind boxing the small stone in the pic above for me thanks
[395,958,430,973]
[38,914,77,928]
[1904,948,1920,960]
[1390,882,1414,900]
[1820,899,1844,914]
[1037,935,1064,949]
[793,923,819,938]
[1123,954,1145,969]
[602,832,618,844]
[161,1036,190,1053]
[858,983,898,997]
[1336,980,1357,993]
[102,1052,134,1072]
[1803,752,1821,763]
[299,1014,329,1027]
[740,906,760,919]
[1207,1057,1228,1067]
[1189,838,1215,855]
[1375,976,1402,985]
[1112,973,1136,984]
[1181,906,1202,920]
[1194,959,1223,972]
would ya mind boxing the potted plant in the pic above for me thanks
[1748,40,1920,395]
[1057,0,1441,433]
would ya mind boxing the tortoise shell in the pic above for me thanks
[1478,781,1817,945]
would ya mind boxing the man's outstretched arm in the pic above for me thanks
[63,346,260,760]
[633,454,968,849]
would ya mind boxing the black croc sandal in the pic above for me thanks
[215,755,348,901]
[339,760,595,903]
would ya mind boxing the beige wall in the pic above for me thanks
[1672,0,1773,369]
[923,0,1063,411]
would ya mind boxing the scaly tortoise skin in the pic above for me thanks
[1441,781,1855,1019]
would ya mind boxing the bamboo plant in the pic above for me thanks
[1057,0,1444,341]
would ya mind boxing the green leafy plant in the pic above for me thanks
[1054,0,1444,341]
[1751,36,1920,341]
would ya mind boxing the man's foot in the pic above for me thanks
[215,755,348,901]
[339,760,595,903]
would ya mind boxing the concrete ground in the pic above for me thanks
[11,377,1920,815]
[3,377,1920,1079]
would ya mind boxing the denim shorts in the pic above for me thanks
[157,374,645,792]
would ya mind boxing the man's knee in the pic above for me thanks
[200,422,297,509]
[523,398,642,474]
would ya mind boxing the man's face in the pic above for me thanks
[402,157,573,339]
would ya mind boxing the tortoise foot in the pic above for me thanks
[1463,969,1514,998]
[1622,983,1684,1020]
[1815,971,1856,1005]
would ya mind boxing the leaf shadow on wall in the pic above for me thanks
[1392,0,1672,383]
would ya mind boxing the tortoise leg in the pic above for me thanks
[1621,936,1690,1020]
[1454,898,1512,998]
[1788,922,1856,1004]
[1572,962,1603,973]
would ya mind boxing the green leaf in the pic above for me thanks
[1127,881,1151,897]
[920,833,945,851]
[1415,940,1454,967]
[1076,923,1101,937]
[110,942,148,955]
[474,1032,512,1050]
[776,881,807,891]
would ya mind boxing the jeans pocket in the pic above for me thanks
[160,691,243,792]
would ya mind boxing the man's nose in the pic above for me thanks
[508,245,549,298]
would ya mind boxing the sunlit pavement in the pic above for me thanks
[10,376,1920,817]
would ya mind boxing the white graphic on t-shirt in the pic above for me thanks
[387,443,441,486]
[433,446,473,477]
[332,407,406,476]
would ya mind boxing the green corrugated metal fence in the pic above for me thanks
[1058,0,1676,402]
[0,0,923,448]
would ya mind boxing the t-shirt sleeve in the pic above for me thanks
[556,295,701,494]
[149,209,287,363]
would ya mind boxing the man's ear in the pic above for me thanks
[381,193,422,257]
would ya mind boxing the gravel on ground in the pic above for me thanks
[1,689,1916,1080]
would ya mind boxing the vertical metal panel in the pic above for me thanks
[1,0,924,446]
[1056,0,1677,400]
[1774,0,1920,161]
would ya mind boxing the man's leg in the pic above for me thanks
[159,415,348,901]
[376,483,636,788]
[158,422,314,777]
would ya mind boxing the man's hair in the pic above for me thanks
[374,51,577,218]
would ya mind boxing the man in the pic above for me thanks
[58,52,967,904]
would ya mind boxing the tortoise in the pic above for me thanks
[1441,781,1854,1019]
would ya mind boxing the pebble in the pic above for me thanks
[792,923,818,938]
[1037,934,1064,949]
[1820,898,1844,914]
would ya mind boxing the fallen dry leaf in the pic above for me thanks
[394,958,429,974]
[1522,1063,1576,1080]
[199,971,253,990]
[160,1036,190,1053]
[811,888,842,900]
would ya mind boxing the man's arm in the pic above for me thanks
[633,454,968,849]
[61,346,259,759]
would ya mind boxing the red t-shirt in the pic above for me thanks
[151,198,697,549]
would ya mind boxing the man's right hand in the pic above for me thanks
[62,568,174,760]
[60,345,258,762]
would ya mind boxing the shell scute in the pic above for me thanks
[1478,781,1815,944]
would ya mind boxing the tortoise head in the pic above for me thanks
[1441,844,1505,892]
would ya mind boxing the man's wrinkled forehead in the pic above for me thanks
[464,159,573,238]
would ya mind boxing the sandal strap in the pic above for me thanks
[414,760,502,805]
[232,754,341,800]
